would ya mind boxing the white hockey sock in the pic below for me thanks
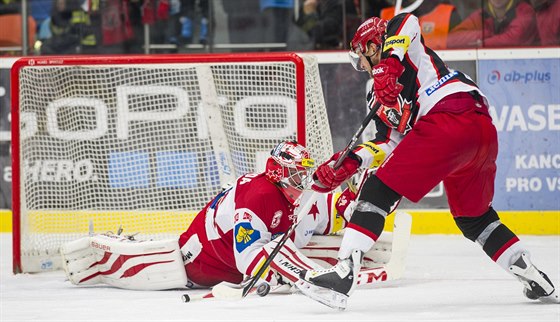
[494,240,528,275]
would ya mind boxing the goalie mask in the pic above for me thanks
[349,17,387,72]
[265,141,315,205]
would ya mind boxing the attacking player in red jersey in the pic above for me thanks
[296,14,559,309]
[60,141,406,292]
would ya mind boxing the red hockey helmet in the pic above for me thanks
[265,141,315,204]
[349,17,388,71]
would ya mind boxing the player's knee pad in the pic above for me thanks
[349,175,401,238]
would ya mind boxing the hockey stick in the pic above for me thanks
[211,101,382,301]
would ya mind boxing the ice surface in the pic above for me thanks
[2,233,559,321]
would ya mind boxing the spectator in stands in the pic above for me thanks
[40,0,97,54]
[380,0,461,49]
[261,0,294,50]
[290,0,343,50]
[359,0,393,18]
[344,0,392,49]
[223,0,262,48]
[30,0,53,28]
[30,0,54,42]
[447,0,538,48]
[0,0,20,15]
[528,0,560,45]
[145,0,174,52]
[177,0,210,46]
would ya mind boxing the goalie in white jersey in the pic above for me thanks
[296,14,559,309]
[60,141,386,291]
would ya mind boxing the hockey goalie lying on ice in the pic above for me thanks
[60,141,411,294]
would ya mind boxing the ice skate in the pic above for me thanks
[509,252,559,304]
[296,249,362,310]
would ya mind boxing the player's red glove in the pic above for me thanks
[373,56,405,107]
[335,187,357,222]
[312,151,361,193]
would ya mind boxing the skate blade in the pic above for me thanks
[539,290,560,304]
[295,279,348,311]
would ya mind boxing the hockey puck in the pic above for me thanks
[182,294,191,303]
[256,283,271,297]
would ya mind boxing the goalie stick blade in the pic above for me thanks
[295,279,348,311]
[211,282,246,300]
[182,292,215,303]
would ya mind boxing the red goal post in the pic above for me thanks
[11,53,333,273]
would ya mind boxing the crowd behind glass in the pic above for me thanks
[0,0,558,56]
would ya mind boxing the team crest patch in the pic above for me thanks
[376,97,414,134]
[235,222,261,253]
[271,211,283,228]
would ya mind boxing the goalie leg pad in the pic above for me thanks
[61,235,188,290]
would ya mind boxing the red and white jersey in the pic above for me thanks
[364,13,485,159]
[178,173,345,287]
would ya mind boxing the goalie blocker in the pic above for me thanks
[60,212,412,292]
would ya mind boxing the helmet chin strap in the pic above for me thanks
[364,45,380,71]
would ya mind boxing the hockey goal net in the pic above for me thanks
[11,53,333,273]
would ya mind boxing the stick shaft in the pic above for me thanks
[333,101,380,169]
